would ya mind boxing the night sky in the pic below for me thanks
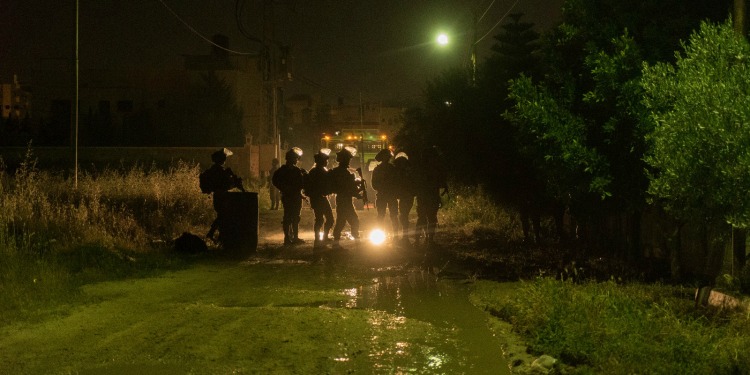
[2,0,563,104]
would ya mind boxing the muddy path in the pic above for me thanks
[0,207,515,374]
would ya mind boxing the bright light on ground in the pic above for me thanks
[437,33,449,46]
[369,229,387,246]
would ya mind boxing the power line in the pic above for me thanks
[155,0,257,55]
[477,0,497,23]
[474,0,520,44]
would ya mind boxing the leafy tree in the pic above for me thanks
[395,13,542,201]
[642,20,750,271]
[394,67,477,175]
[505,0,732,256]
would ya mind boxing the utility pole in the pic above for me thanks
[74,0,79,189]
[733,0,747,272]
[471,13,478,85]
[735,0,747,37]
[262,0,279,158]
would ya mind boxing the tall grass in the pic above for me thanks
[0,148,219,323]
[473,278,750,374]
[440,185,525,243]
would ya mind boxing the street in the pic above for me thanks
[0,207,511,374]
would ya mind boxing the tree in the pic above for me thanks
[505,0,733,257]
[642,20,750,271]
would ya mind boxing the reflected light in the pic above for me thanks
[369,229,387,246]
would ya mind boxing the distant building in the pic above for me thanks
[328,100,405,138]
[182,34,269,143]
[1,75,32,120]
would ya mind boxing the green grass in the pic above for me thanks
[471,278,750,374]
[4,149,750,374]
[0,149,229,324]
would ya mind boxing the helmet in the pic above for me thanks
[285,147,303,163]
[211,147,233,163]
[394,151,408,160]
[375,149,393,162]
[393,151,409,168]
[336,146,357,163]
[314,148,331,164]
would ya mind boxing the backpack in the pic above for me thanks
[199,169,214,194]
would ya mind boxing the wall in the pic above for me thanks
[0,144,272,184]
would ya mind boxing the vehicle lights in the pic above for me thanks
[369,229,387,246]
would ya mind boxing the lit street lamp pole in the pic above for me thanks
[435,15,479,84]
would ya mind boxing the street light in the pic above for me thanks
[435,26,477,84]
[436,33,449,46]
[434,0,519,84]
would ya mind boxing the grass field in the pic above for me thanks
[2,149,750,374]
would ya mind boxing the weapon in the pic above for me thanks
[355,167,370,210]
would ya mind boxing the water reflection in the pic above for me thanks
[339,272,510,374]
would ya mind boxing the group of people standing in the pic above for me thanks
[270,145,448,248]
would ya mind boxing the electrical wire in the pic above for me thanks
[477,0,497,23]
[155,0,256,55]
[474,0,519,44]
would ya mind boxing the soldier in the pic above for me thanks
[330,146,362,246]
[272,147,307,245]
[305,148,334,247]
[203,148,245,242]
[268,158,280,210]
[371,149,398,239]
[393,151,416,246]
[415,146,448,246]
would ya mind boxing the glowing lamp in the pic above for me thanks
[437,33,449,46]
[369,229,387,246]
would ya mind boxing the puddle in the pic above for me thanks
[342,271,511,374]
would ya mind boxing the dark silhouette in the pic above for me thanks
[272,147,307,245]
[304,149,335,247]
[415,146,448,247]
[330,147,362,246]
[371,149,399,240]
[393,152,417,246]
[202,148,245,243]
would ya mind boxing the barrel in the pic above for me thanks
[218,191,258,255]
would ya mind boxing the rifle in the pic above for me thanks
[355,167,370,210]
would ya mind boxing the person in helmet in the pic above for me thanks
[304,148,334,247]
[415,146,448,246]
[393,151,416,246]
[371,149,399,240]
[272,147,307,245]
[329,146,362,245]
[204,148,245,242]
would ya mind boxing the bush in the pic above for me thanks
[440,185,525,243]
[0,148,209,323]
[473,278,750,374]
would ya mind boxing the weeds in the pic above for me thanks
[441,185,525,243]
[472,278,750,374]
[0,148,211,324]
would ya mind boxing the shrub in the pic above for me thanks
[440,184,525,243]
[0,148,208,323]
[473,278,750,374]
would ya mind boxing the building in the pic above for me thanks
[1,75,32,120]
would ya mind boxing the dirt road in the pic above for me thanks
[0,207,511,374]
